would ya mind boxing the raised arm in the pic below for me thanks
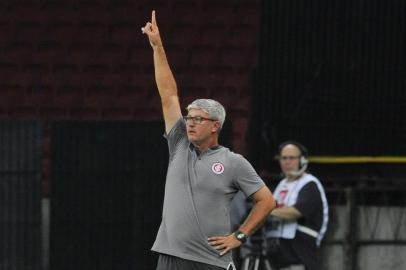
[142,10,182,133]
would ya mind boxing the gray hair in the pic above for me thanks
[186,99,226,128]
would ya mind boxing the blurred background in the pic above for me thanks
[0,0,405,269]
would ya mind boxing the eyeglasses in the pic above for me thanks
[183,116,217,124]
[280,156,300,161]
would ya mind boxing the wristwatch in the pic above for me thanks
[234,230,247,243]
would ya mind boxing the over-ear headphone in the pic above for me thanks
[278,140,309,169]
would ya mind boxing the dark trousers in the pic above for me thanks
[156,254,226,270]
[267,234,320,270]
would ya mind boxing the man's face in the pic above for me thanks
[185,109,220,144]
[279,144,302,177]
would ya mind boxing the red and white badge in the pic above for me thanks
[211,162,225,174]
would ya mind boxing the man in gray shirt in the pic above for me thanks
[142,11,276,270]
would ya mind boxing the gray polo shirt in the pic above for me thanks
[151,118,265,269]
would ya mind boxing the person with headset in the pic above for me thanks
[266,141,329,270]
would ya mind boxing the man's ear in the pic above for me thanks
[211,121,221,133]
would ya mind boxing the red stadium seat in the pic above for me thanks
[228,24,258,49]
[53,85,85,108]
[110,22,138,45]
[170,1,200,25]
[198,25,229,48]
[219,47,255,69]
[75,22,106,43]
[190,47,220,68]
[201,3,236,26]
[46,22,78,44]
[166,24,199,47]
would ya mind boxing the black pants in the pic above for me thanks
[156,254,226,270]
[267,235,319,270]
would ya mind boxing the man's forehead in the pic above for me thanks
[281,144,301,155]
[187,109,208,116]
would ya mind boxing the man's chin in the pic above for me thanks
[187,135,198,143]
[284,170,296,177]
[188,136,204,146]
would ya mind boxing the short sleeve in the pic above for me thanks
[164,117,187,156]
[232,156,265,198]
[294,182,322,219]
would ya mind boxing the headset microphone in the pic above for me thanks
[289,159,308,177]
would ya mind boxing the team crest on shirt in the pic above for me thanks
[211,162,225,174]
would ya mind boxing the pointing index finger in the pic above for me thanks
[152,10,157,26]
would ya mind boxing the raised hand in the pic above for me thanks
[141,10,163,48]
[141,10,181,134]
